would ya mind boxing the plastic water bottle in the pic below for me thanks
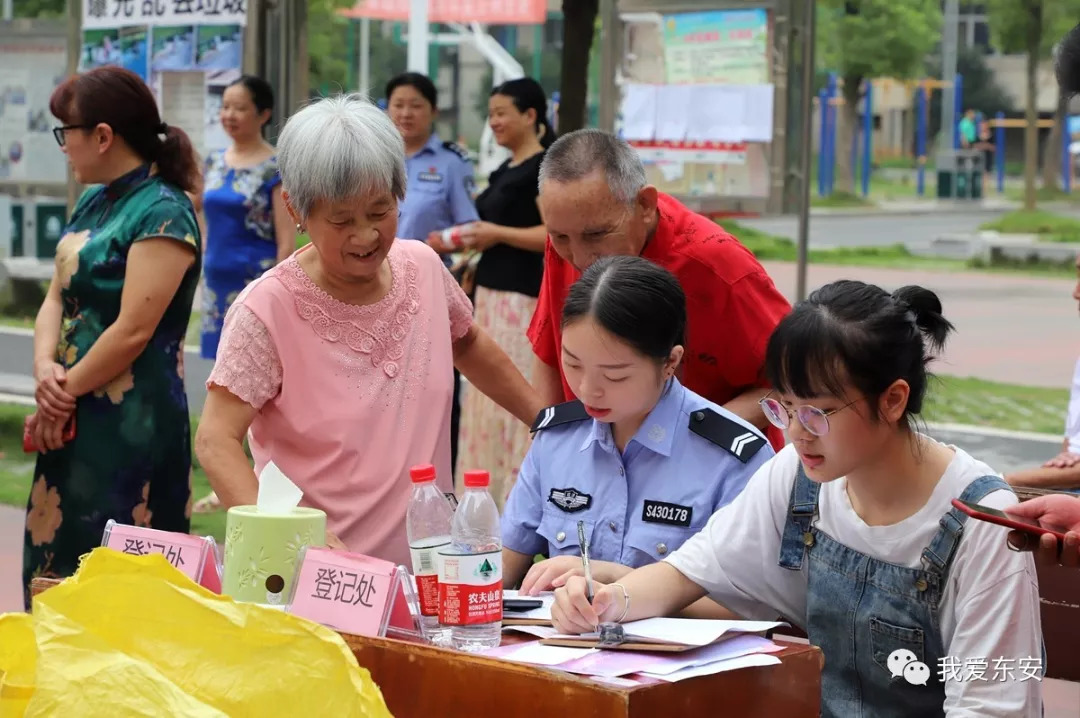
[405,464,454,646]
[440,470,502,652]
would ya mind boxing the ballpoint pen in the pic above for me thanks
[577,520,594,603]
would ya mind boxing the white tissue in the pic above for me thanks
[256,460,303,514]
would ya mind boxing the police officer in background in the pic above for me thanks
[501,257,773,599]
[388,72,479,469]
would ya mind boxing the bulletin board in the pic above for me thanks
[0,29,68,185]
[617,8,773,201]
[79,0,247,158]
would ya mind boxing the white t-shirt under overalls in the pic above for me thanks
[666,441,1043,717]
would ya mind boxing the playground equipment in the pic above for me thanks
[816,73,874,198]
[989,114,1070,195]
[816,69,1073,200]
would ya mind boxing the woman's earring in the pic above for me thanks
[295,223,304,234]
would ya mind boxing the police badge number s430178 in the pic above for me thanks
[548,488,592,513]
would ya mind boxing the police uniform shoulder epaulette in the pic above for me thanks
[531,400,591,433]
[442,141,471,162]
[688,408,767,463]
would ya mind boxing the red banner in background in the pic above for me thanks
[341,0,548,24]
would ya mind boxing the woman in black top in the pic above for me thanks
[437,77,552,507]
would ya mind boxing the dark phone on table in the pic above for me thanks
[951,499,1068,542]
[503,598,544,612]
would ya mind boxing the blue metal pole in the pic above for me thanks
[916,86,927,196]
[818,90,828,196]
[862,81,873,197]
[851,104,859,192]
[953,74,964,150]
[1064,114,1073,194]
[995,111,1005,193]
[826,73,837,194]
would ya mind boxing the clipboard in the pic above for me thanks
[502,617,554,627]
[540,622,722,653]
[539,618,787,653]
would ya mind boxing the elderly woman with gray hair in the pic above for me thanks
[195,94,544,565]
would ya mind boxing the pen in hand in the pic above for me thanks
[578,520,594,604]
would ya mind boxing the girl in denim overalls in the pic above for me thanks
[550,280,1044,717]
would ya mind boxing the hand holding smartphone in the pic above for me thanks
[951,498,1069,542]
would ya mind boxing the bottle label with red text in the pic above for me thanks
[437,550,502,626]
[409,537,449,617]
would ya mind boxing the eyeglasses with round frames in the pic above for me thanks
[758,392,859,437]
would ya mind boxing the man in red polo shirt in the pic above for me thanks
[529,129,790,449]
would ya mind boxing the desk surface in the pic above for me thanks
[30,577,823,716]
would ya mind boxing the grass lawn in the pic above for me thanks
[812,192,875,209]
[978,209,1080,243]
[725,221,1074,278]
[0,310,204,350]
[922,376,1068,436]
[1003,186,1080,205]
[0,403,226,542]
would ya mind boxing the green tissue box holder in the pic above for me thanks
[222,505,326,605]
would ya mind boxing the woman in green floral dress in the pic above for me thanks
[24,66,202,606]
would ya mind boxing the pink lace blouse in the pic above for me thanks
[207,239,473,566]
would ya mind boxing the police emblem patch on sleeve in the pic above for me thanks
[531,400,591,432]
[548,488,592,513]
[688,408,767,463]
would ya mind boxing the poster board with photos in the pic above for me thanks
[79,0,246,160]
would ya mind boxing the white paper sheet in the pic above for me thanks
[686,85,747,143]
[654,85,692,142]
[502,590,554,621]
[554,634,780,678]
[550,617,784,648]
[483,640,595,667]
[502,624,560,639]
[742,84,775,142]
[640,653,781,682]
[620,83,658,141]
[633,634,781,676]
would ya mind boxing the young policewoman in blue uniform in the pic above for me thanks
[388,72,479,256]
[501,256,773,593]
[551,280,1044,718]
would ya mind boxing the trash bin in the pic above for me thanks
[936,149,984,200]
[11,201,23,257]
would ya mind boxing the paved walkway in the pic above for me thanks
[762,262,1079,389]
[0,505,22,613]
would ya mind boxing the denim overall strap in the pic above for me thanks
[778,465,822,570]
[801,471,1014,718]
[921,475,1012,582]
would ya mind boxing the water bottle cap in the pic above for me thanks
[409,464,437,483]
[463,470,490,488]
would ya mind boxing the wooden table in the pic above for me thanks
[31,577,823,716]
[340,632,822,717]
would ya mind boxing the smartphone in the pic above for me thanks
[951,498,1068,541]
[503,598,544,612]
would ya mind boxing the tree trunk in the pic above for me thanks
[1023,0,1043,210]
[558,0,599,134]
[1041,88,1066,191]
[834,75,862,195]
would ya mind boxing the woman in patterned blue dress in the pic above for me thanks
[200,75,294,360]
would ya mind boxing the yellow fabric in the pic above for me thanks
[0,548,392,717]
